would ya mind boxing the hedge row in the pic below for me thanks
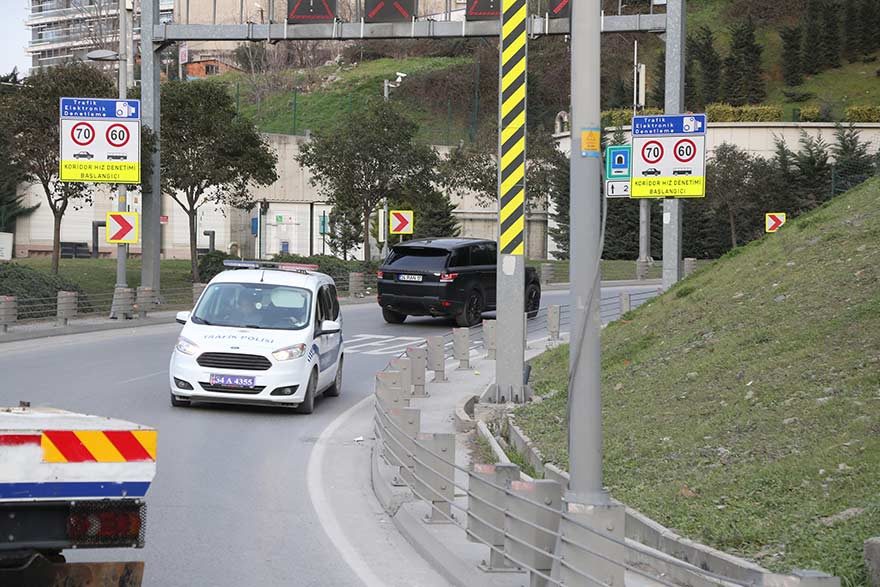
[705,103,784,122]
[845,105,880,123]
[196,251,380,283]
[0,263,92,318]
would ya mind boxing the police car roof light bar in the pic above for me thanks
[222,260,319,274]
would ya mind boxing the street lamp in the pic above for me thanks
[86,1,131,311]
[380,72,406,258]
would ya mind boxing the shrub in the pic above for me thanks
[845,105,880,123]
[0,263,91,318]
[782,90,816,103]
[271,253,379,278]
[706,103,738,122]
[798,105,823,122]
[197,250,233,283]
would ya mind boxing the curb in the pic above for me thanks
[0,295,376,344]
[0,315,178,344]
[370,441,512,587]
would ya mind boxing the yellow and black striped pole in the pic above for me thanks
[498,0,527,255]
[493,0,528,403]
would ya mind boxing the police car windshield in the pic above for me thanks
[191,283,312,331]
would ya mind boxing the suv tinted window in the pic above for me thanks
[386,247,449,271]
[449,247,470,267]
[470,243,496,266]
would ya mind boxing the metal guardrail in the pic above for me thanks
[370,302,762,587]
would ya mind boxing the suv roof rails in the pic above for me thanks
[222,260,319,275]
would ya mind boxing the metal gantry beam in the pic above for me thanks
[153,13,665,42]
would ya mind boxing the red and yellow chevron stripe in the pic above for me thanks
[39,430,157,463]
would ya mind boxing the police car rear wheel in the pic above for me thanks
[324,356,343,397]
[295,369,317,414]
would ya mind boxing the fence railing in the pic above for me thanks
[370,293,842,586]
[369,302,776,587]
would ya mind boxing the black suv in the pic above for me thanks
[377,238,541,326]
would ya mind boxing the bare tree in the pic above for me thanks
[72,0,118,54]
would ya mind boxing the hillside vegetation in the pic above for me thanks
[515,178,880,584]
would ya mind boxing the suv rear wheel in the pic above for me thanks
[525,283,541,318]
[456,290,484,327]
[382,308,407,324]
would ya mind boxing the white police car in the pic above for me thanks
[169,260,344,413]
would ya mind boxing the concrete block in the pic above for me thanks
[865,538,880,587]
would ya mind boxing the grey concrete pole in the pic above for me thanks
[662,0,686,290]
[381,80,390,259]
[140,0,162,292]
[567,0,606,503]
[493,0,527,405]
[115,0,128,289]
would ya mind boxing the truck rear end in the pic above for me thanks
[0,406,157,586]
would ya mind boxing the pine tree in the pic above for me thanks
[692,27,723,105]
[781,26,804,86]
[820,1,842,69]
[844,0,861,61]
[650,48,666,109]
[723,19,765,106]
[803,0,823,74]
[721,53,741,105]
[608,76,631,110]
[861,0,880,54]
[685,38,701,110]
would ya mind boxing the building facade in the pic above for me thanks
[25,0,174,70]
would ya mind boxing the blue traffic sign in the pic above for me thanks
[632,114,706,136]
[60,98,140,120]
[605,145,632,180]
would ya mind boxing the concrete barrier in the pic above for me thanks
[56,291,77,327]
[0,296,16,333]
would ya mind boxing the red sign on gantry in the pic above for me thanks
[287,0,336,23]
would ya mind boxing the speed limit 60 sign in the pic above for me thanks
[59,98,140,184]
[631,114,707,198]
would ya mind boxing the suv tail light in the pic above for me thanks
[377,271,384,279]
[67,501,146,547]
[440,273,458,283]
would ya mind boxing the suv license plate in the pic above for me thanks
[210,374,256,388]
[398,274,423,282]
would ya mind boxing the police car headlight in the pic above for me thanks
[175,337,199,356]
[272,344,307,361]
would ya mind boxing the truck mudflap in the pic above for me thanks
[0,554,143,587]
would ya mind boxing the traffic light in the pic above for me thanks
[363,0,416,22]
[288,0,336,23]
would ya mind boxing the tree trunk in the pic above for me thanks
[188,210,200,283]
[362,207,371,262]
[51,212,62,274]
[727,206,738,249]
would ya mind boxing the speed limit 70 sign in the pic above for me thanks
[59,97,140,185]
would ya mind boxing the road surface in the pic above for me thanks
[0,285,656,586]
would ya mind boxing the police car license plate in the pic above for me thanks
[398,274,422,282]
[210,374,256,388]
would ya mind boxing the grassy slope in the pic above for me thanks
[13,259,195,297]
[230,57,472,144]
[766,52,880,121]
[515,178,880,584]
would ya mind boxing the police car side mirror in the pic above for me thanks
[176,311,190,325]
[319,320,341,334]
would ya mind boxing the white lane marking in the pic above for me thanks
[119,370,167,384]
[307,394,385,587]
[342,334,394,353]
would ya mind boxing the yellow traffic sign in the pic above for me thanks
[765,212,786,233]
[106,211,139,244]
[389,210,414,235]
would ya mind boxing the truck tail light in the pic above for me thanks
[67,501,145,547]
[440,273,458,283]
